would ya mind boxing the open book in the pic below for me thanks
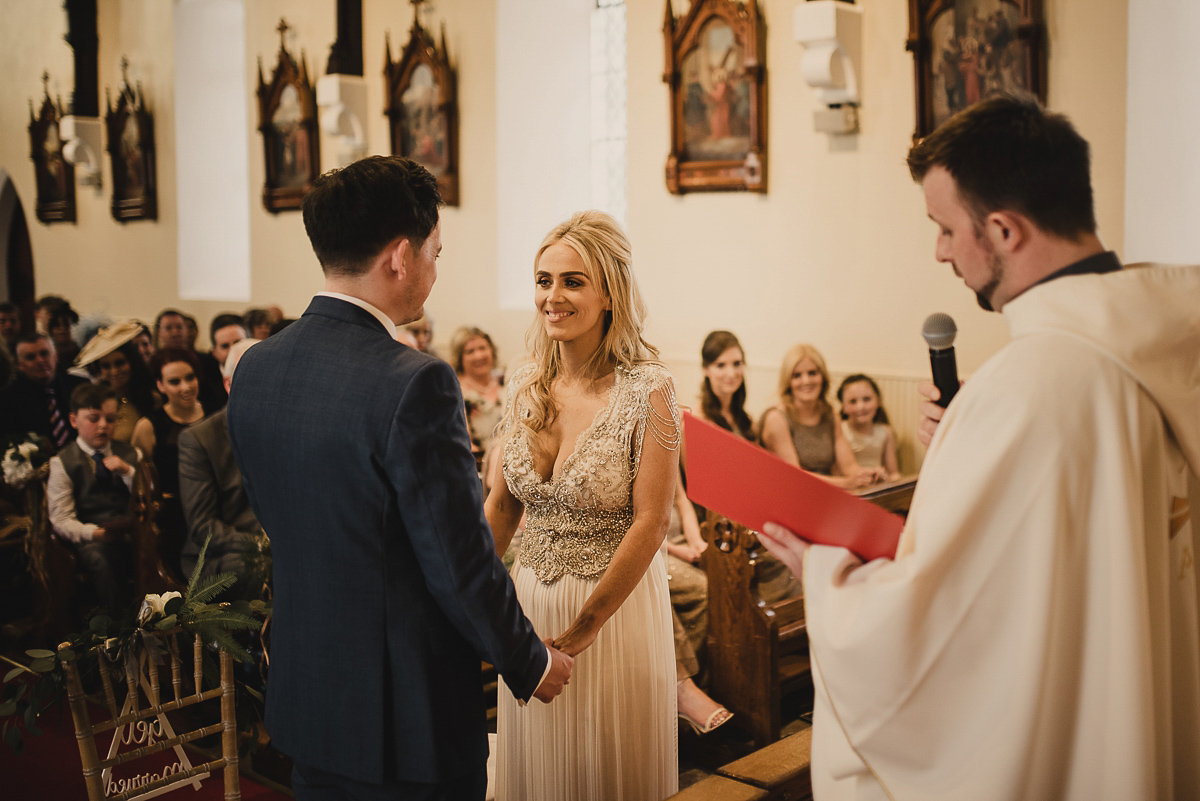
[683,411,904,562]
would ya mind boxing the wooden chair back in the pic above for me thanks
[58,630,240,801]
[131,459,186,595]
[701,516,810,748]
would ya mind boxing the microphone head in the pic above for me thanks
[922,312,957,350]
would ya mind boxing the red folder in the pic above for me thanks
[684,412,903,562]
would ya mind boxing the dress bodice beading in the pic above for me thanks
[501,362,680,584]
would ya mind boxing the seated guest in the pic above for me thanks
[695,331,801,603]
[76,321,157,443]
[34,294,68,335]
[47,301,81,373]
[665,466,733,735]
[209,313,247,370]
[759,344,885,489]
[154,309,189,350]
[837,373,901,481]
[243,308,272,340]
[268,317,295,336]
[131,322,154,365]
[403,314,441,359]
[0,342,13,391]
[182,313,199,350]
[155,308,225,410]
[132,348,206,563]
[47,384,139,612]
[0,332,89,448]
[0,301,21,354]
[179,338,264,599]
[450,326,505,454]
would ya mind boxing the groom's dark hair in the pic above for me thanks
[302,156,442,277]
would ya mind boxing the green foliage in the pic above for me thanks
[0,533,272,753]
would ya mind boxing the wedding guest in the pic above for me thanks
[34,294,68,335]
[760,344,884,489]
[47,384,139,612]
[76,320,156,443]
[208,313,246,368]
[47,301,81,372]
[154,309,189,349]
[268,317,296,336]
[179,338,263,599]
[699,330,755,440]
[665,467,733,735]
[695,331,801,603]
[182,314,199,350]
[450,326,505,454]
[0,301,21,353]
[131,322,154,365]
[404,314,441,358]
[132,347,206,577]
[0,332,88,448]
[243,308,273,340]
[837,373,901,481]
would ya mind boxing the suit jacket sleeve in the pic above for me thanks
[178,426,246,558]
[386,359,548,702]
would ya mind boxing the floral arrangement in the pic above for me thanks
[1,433,53,489]
[0,537,271,752]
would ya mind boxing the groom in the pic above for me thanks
[228,156,572,800]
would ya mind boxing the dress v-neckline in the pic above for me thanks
[527,367,623,486]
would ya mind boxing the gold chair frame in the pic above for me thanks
[58,630,240,801]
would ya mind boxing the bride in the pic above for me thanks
[486,211,680,800]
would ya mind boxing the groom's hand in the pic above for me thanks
[532,640,573,703]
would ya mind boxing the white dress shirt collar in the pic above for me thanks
[315,291,400,341]
[75,438,110,458]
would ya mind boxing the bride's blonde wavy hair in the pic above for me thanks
[508,210,660,435]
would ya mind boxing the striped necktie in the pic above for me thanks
[45,385,70,448]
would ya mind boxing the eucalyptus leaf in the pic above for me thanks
[89,615,112,635]
[3,668,23,684]
[164,596,184,616]
[4,725,21,753]
[24,649,55,660]
[56,647,75,662]
[0,700,16,716]
[29,658,56,674]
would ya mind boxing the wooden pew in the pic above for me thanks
[702,478,916,747]
[667,726,814,801]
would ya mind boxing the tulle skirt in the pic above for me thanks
[496,552,678,801]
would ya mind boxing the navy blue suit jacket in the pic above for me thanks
[227,296,546,784]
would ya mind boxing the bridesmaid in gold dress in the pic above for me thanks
[486,211,680,801]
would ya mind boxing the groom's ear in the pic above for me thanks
[383,236,412,281]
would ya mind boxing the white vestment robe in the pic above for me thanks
[804,263,1200,801]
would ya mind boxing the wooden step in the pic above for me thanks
[666,775,769,801]
[718,726,813,800]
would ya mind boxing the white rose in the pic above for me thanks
[17,442,38,458]
[137,591,183,624]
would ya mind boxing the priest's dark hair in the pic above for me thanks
[907,94,1096,240]
[302,156,442,277]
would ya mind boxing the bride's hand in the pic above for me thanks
[552,621,598,658]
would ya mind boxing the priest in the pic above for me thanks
[760,95,1200,800]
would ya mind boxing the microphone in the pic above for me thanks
[922,313,959,408]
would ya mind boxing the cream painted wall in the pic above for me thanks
[0,0,1128,397]
[627,0,1128,426]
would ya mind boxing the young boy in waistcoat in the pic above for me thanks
[47,384,140,612]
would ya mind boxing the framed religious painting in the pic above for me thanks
[383,10,459,206]
[907,0,1045,138]
[106,59,158,222]
[663,0,766,194]
[28,74,76,224]
[256,19,320,213]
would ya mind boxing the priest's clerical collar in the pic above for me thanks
[1034,250,1123,288]
[983,250,1122,312]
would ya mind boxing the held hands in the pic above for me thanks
[758,522,811,581]
[532,638,574,703]
[666,541,704,565]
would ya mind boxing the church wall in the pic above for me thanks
[626,0,1128,441]
[0,0,1129,466]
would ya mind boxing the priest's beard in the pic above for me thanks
[972,233,1004,312]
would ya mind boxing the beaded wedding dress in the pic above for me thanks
[495,362,680,801]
